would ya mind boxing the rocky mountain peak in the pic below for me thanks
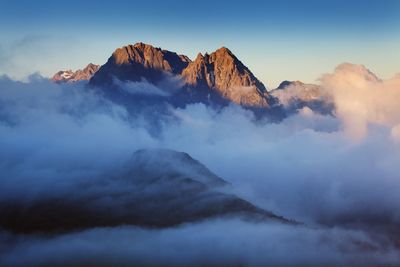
[84,42,275,108]
[277,80,305,89]
[52,63,99,83]
[112,42,190,72]
[271,80,334,114]
[212,46,234,57]
[82,63,99,75]
[90,42,190,86]
[195,53,204,60]
[182,46,271,107]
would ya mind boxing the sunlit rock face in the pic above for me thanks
[89,42,191,86]
[0,149,287,233]
[52,63,99,83]
[181,47,272,107]
[87,42,275,108]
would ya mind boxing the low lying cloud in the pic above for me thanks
[0,63,400,266]
[1,220,399,267]
[114,78,170,97]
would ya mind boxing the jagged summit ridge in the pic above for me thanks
[52,63,99,83]
[90,42,190,86]
[112,42,191,73]
[182,46,270,107]
[88,42,273,108]
[277,80,305,90]
[52,42,275,108]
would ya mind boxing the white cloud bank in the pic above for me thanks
[321,63,400,140]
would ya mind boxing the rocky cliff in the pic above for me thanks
[52,63,99,83]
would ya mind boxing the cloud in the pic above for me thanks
[391,124,400,142]
[154,100,400,231]
[271,82,334,115]
[114,78,170,97]
[1,220,399,267]
[0,76,157,194]
[321,63,400,140]
[0,67,400,266]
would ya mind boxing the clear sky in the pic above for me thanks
[0,0,399,88]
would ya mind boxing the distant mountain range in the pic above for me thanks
[51,42,335,114]
[51,43,276,109]
[52,63,99,83]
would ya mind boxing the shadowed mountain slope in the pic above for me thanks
[0,149,289,233]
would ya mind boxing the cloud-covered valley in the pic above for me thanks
[1,63,400,266]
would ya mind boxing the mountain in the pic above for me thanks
[90,42,190,86]
[181,47,271,107]
[52,63,99,83]
[272,80,325,105]
[271,80,334,114]
[0,149,289,233]
[88,42,274,108]
[276,80,305,90]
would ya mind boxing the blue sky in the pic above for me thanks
[0,0,399,88]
